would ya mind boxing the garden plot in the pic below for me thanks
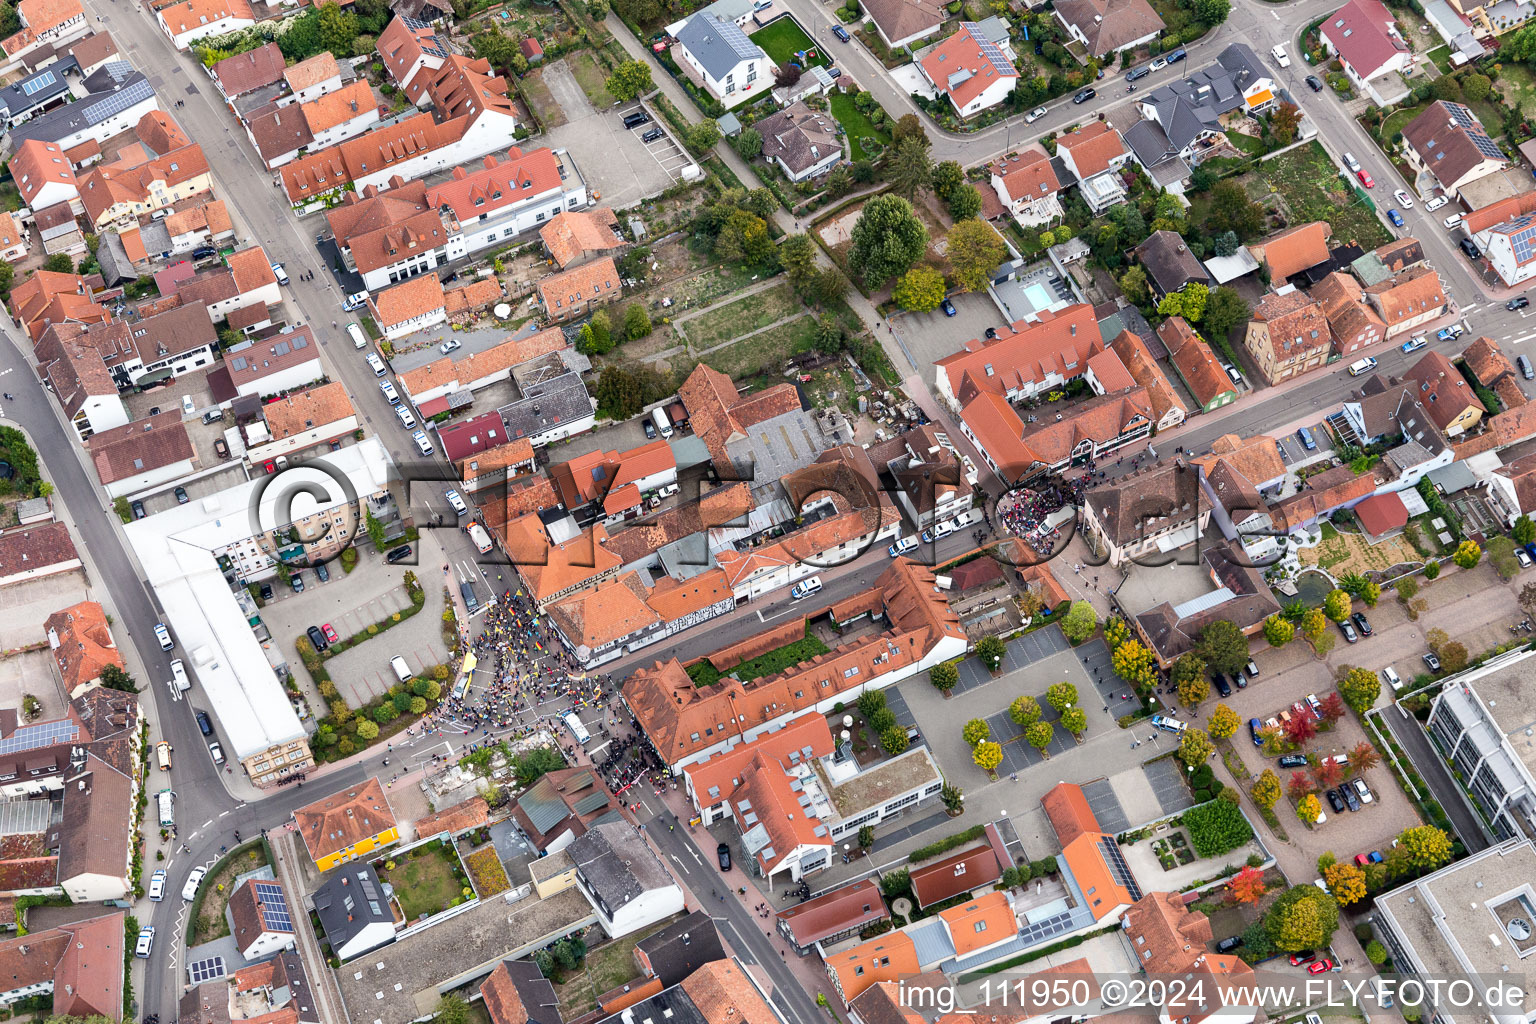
[1235,142,1392,252]
[680,282,805,349]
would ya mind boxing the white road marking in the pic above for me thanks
[200,819,212,828]
[669,853,691,875]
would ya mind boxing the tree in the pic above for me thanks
[99,665,138,693]
[1283,713,1317,746]
[1104,617,1131,649]
[1009,695,1041,727]
[606,60,653,101]
[1250,768,1281,810]
[773,63,802,87]
[685,118,722,154]
[1195,619,1249,675]
[973,740,1003,773]
[1323,588,1352,622]
[858,824,875,849]
[931,160,964,202]
[1157,283,1209,323]
[1360,581,1382,607]
[317,1,360,55]
[1270,101,1303,144]
[1263,614,1295,647]
[1266,885,1340,951]
[1179,727,1214,767]
[1464,72,1492,101]
[1112,639,1157,690]
[848,195,928,286]
[1208,180,1265,239]
[947,185,983,221]
[1287,771,1314,800]
[1209,703,1240,740]
[1424,558,1441,580]
[1349,740,1381,775]
[1318,692,1346,725]
[1025,720,1054,754]
[1517,516,1536,546]
[977,634,1006,670]
[893,265,946,311]
[962,719,990,747]
[893,114,930,151]
[881,725,910,754]
[1173,654,1210,706]
[1212,231,1239,258]
[355,719,380,740]
[857,691,887,720]
[733,127,763,159]
[1338,666,1381,715]
[0,260,13,298]
[1296,793,1322,823]
[780,234,818,288]
[1324,862,1367,906]
[1311,760,1343,793]
[1453,539,1482,568]
[1192,0,1230,22]
[624,303,652,340]
[888,137,935,201]
[930,662,959,692]
[947,219,1007,293]
[435,995,471,1024]
[1395,825,1453,872]
[1230,864,1268,904]
[595,365,643,419]
[1061,706,1087,736]
[1046,682,1078,712]
[42,253,74,274]
[941,783,963,812]
[1119,265,1151,305]
[1301,608,1328,643]
[1060,601,1097,643]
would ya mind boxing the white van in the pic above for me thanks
[380,380,400,404]
[1270,44,1290,67]
[790,576,823,600]
[413,430,435,456]
[170,659,190,693]
[156,788,175,827]
[347,323,368,349]
[561,709,591,744]
[1381,665,1402,691]
[1348,356,1379,377]
[446,489,468,516]
[394,405,417,430]
[951,508,984,530]
[366,352,386,376]
[651,407,674,438]
[390,655,413,684]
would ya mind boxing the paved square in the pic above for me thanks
[983,701,1077,776]
[1143,758,1197,816]
[1082,778,1130,834]
[952,626,1069,694]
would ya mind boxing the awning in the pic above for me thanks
[135,368,174,386]
[1154,523,1200,553]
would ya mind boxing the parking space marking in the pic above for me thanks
[1082,778,1130,834]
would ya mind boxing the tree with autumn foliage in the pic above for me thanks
[1350,741,1381,775]
[1283,713,1317,746]
[1312,758,1343,790]
[1296,793,1322,823]
[1230,865,1268,904]
[1113,639,1158,691]
[1270,101,1303,144]
[1208,703,1239,740]
[1173,654,1210,707]
[1323,861,1367,905]
[1317,692,1346,725]
[1250,768,1281,810]
[1286,771,1315,800]
[1394,825,1454,872]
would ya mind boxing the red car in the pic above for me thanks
[1289,952,1316,966]
[1355,852,1371,866]
[263,459,277,473]
[322,623,339,643]
[1357,169,1374,188]
[1308,959,1335,974]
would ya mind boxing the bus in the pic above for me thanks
[561,710,591,745]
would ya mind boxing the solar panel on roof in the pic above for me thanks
[253,881,294,932]
[0,719,79,756]
[231,356,248,371]
[964,23,1015,76]
[1097,837,1143,901]
[83,79,153,124]
[188,956,227,983]
[21,71,57,97]
[273,341,291,356]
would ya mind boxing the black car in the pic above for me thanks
[1509,296,1531,311]
[316,563,329,582]
[307,625,328,651]
[1216,935,1243,953]
[1279,754,1309,769]
[1166,48,1187,62]
[131,500,146,519]
[1125,65,1150,81]
[1339,784,1361,812]
[290,572,305,592]
[1305,74,1324,92]
[259,582,274,601]
[1352,611,1372,636]
[1326,788,1346,813]
[174,486,189,504]
[191,245,217,260]
[1073,88,1096,103]
[1213,673,1232,697]
[1461,237,1483,260]
[386,545,414,563]
[643,420,658,439]
[717,842,732,870]
[196,710,213,736]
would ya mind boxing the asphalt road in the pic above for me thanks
[1378,703,1494,854]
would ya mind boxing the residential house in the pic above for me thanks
[311,864,394,960]
[538,256,619,322]
[0,522,82,587]
[282,51,343,105]
[862,0,944,47]
[444,278,501,325]
[1132,539,1280,663]
[1330,379,1451,492]
[1121,890,1257,1022]
[1364,266,1447,338]
[1463,335,1523,405]
[424,145,586,254]
[672,13,771,111]
[1134,231,1212,300]
[62,299,220,391]
[210,41,285,101]
[1250,221,1332,285]
[569,821,685,937]
[1319,0,1410,104]
[86,411,197,498]
[12,138,80,211]
[11,270,107,341]
[1473,211,1536,288]
[253,382,359,460]
[1052,0,1164,56]
[480,961,561,1024]
[377,14,454,102]
[1486,449,1536,525]
[0,912,124,1021]
[508,766,622,852]
[777,878,891,955]
[368,273,447,340]
[398,326,567,406]
[227,328,325,402]
[1109,329,1187,430]
[635,912,727,988]
[77,142,212,232]
[0,56,76,128]
[245,80,379,169]
[1243,289,1332,384]
[917,22,1019,117]
[989,150,1063,227]
[1136,44,1277,166]
[51,31,119,77]
[546,566,736,668]
[909,842,1003,909]
[3,61,157,155]
[0,212,28,262]
[227,879,296,960]
[1080,458,1209,565]
[44,600,122,697]
[1405,349,1486,436]
[0,0,88,67]
[1402,101,1510,200]
[34,323,128,438]
[1268,463,1377,532]
[293,778,399,871]
[1160,316,1237,411]
[171,245,282,324]
[157,0,255,50]
[755,101,842,181]
[541,207,625,268]
[1055,122,1129,213]
[1312,270,1387,356]
[935,303,1101,410]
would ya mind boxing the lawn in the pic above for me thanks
[191,843,271,943]
[702,314,818,379]
[553,921,674,1019]
[1381,103,1425,143]
[521,67,567,129]
[1497,60,1536,113]
[1243,140,1391,251]
[1227,131,1266,156]
[1426,44,1454,74]
[569,51,615,109]
[379,842,468,924]
[749,16,827,68]
[681,281,805,348]
[828,90,890,162]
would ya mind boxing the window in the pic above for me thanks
[855,966,864,976]
[974,921,987,933]
[878,956,890,967]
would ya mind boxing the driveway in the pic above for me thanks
[538,63,678,210]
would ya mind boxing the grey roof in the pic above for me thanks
[1123,118,1179,168]
[139,219,173,258]
[1134,230,1212,296]
[1141,46,1265,151]
[716,111,742,136]
[517,775,572,836]
[490,960,560,1024]
[676,12,763,80]
[569,820,675,915]
[497,371,593,443]
[972,14,1010,43]
[312,863,392,946]
[634,910,726,986]
[1427,459,1478,494]
[8,63,154,147]
[0,57,77,118]
[594,985,708,1024]
[97,232,140,288]
[1217,42,1268,85]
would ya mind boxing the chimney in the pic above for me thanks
[452,166,469,180]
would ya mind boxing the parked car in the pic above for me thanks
[183,866,207,901]
[717,842,732,869]
[1150,56,1168,70]
[1305,74,1324,91]
[1424,651,1442,672]
[888,536,918,557]
[1340,783,1361,811]
[1523,548,1535,570]
[1216,935,1242,953]
[1167,48,1187,62]
[1025,106,1047,123]
[1353,778,1373,804]
[1426,195,1449,211]
[1125,65,1150,81]
[132,499,146,519]
[1213,673,1232,697]
[214,437,230,459]
[1352,611,1372,636]
[1340,620,1358,643]
[1308,959,1336,974]
[1279,754,1309,769]
[307,625,328,651]
[440,339,462,353]
[1461,237,1483,260]
[196,710,212,735]
[386,545,413,563]
[290,572,304,592]
[135,926,155,958]
[1243,660,1258,679]
[1289,951,1317,966]
[941,298,957,316]
[174,486,189,504]
[643,420,657,439]
[315,563,329,582]
[1393,189,1414,208]
[149,869,167,901]
[1387,208,1405,227]
[1436,325,1463,341]
[1326,788,1346,813]
[832,24,850,41]
[1073,87,1096,103]
[1357,168,1374,188]
[259,582,274,600]
[208,740,225,765]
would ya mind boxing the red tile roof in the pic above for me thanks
[777,877,890,946]
[44,600,121,694]
[212,40,285,96]
[1253,221,1331,281]
[919,23,1018,110]
[1353,490,1409,536]
[293,778,396,862]
[1042,782,1100,846]
[1323,0,1406,77]
[991,149,1060,206]
[425,147,561,220]
[538,256,620,316]
[88,411,195,485]
[910,844,1003,908]
[937,303,1101,405]
[369,273,445,330]
[1057,121,1126,178]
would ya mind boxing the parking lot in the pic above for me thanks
[539,61,685,208]
[1274,421,1333,466]
[948,626,1070,694]
[895,291,1005,369]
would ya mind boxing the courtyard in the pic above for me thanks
[377,840,471,925]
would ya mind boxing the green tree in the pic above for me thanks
[1060,600,1098,643]
[1191,0,1230,22]
[1263,614,1295,647]
[858,825,875,848]
[317,1,360,55]
[685,118,722,154]
[99,665,138,693]
[1119,265,1150,305]
[848,194,928,287]
[1394,825,1454,872]
[888,136,935,201]
[733,127,763,159]
[1172,653,1209,706]
[930,160,965,201]
[1025,720,1054,755]
[595,365,643,419]
[435,995,471,1024]
[1516,515,1536,546]
[624,303,652,340]
[780,234,819,288]
[1045,681,1078,712]
[1209,703,1240,740]
[1179,728,1214,767]
[1208,179,1265,239]
[1424,558,1441,580]
[1464,72,1492,101]
[976,634,1006,670]
[1195,619,1249,675]
[1360,581,1382,607]
[606,60,653,101]
[962,719,990,746]
[1453,539,1482,568]
[356,719,380,740]
[1009,695,1041,727]
[893,265,946,311]
[1250,768,1281,809]
[947,185,984,221]
[1339,666,1381,714]
[1296,793,1322,822]
[1301,608,1328,643]
[0,260,14,298]
[1265,884,1341,951]
[112,496,132,523]
[1323,588,1352,622]
[1325,862,1367,906]
[42,253,74,274]
[880,725,910,754]
[929,661,959,692]
[891,112,930,149]
[1104,618,1131,649]
[1112,639,1157,690]
[364,509,387,550]
[1204,286,1251,342]
[1157,283,1209,322]
[973,741,1003,773]
[947,219,1008,293]
[1061,706,1087,736]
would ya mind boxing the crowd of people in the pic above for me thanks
[998,479,1084,554]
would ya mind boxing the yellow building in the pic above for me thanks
[293,778,399,872]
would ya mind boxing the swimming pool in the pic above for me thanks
[1023,282,1053,310]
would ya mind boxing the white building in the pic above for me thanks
[917,22,1018,117]
[368,274,447,340]
[672,13,771,111]
[568,822,685,938]
[1319,0,1411,105]
[1476,213,1536,288]
[157,0,255,51]
[226,326,323,399]
[312,865,396,961]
